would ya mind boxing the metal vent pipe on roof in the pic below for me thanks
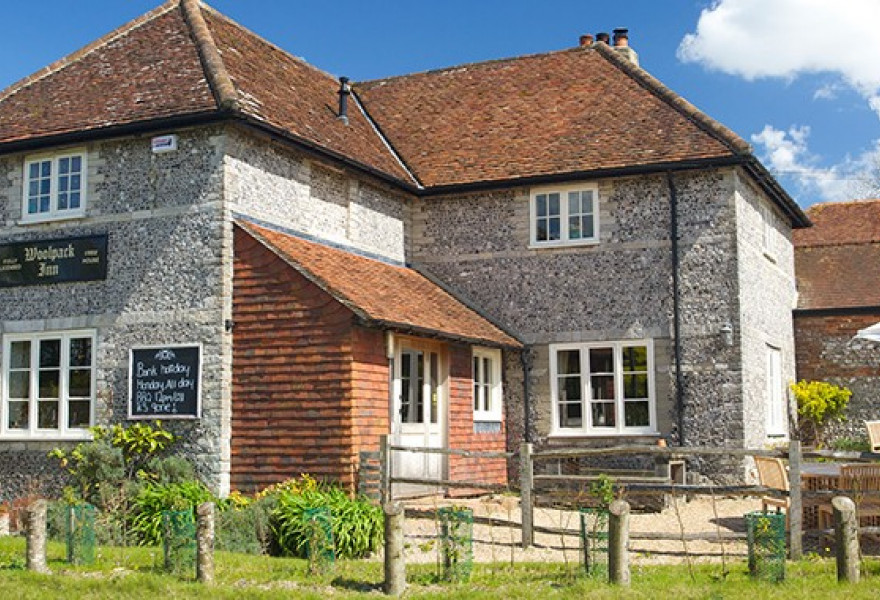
[338,76,351,125]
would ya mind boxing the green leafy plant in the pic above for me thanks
[130,480,217,546]
[270,476,382,559]
[588,473,616,510]
[790,380,852,446]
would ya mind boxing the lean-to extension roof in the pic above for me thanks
[237,220,522,349]
[794,200,880,310]
[0,0,414,184]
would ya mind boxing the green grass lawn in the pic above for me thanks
[1,536,879,599]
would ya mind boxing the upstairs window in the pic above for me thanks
[23,150,86,222]
[473,347,503,422]
[530,183,599,247]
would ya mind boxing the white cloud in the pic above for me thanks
[678,0,880,101]
[751,125,880,203]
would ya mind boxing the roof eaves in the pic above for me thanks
[180,0,237,112]
[364,317,522,350]
[0,1,181,104]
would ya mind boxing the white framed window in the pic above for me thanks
[550,340,655,436]
[473,347,503,422]
[766,345,787,437]
[1,330,95,439]
[530,182,599,247]
[22,149,87,222]
[761,203,776,261]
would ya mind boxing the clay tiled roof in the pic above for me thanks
[795,200,880,310]
[237,221,521,348]
[0,0,414,185]
[356,44,745,188]
[0,3,216,144]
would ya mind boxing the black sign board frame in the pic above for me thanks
[0,234,108,288]
[128,345,202,420]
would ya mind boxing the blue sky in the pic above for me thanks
[1,0,878,208]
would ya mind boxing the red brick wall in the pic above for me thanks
[794,312,880,381]
[232,228,358,492]
[351,326,390,456]
[446,344,508,490]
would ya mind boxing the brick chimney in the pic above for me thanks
[612,28,639,66]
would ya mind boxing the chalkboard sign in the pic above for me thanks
[129,345,201,419]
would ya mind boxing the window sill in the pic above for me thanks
[18,212,87,226]
[529,239,599,250]
[548,431,660,442]
[0,431,94,442]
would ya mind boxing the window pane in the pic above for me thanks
[29,180,39,197]
[29,162,40,179]
[622,346,647,371]
[40,339,61,367]
[473,357,480,410]
[59,157,70,174]
[41,161,51,178]
[589,347,613,373]
[71,174,81,191]
[592,402,616,427]
[69,338,92,367]
[429,352,438,424]
[9,371,30,399]
[623,374,648,399]
[38,401,58,429]
[536,194,547,217]
[70,192,81,209]
[39,370,60,398]
[71,156,82,172]
[40,179,51,195]
[548,217,560,240]
[10,341,30,368]
[59,175,69,192]
[591,374,614,400]
[557,350,580,375]
[548,193,560,215]
[624,401,650,427]
[58,192,69,210]
[560,402,582,428]
[560,376,581,401]
[69,401,91,429]
[69,369,92,398]
[8,401,28,429]
[28,198,38,214]
[40,196,50,212]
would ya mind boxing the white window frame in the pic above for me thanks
[550,340,656,436]
[761,202,776,262]
[1,330,96,440]
[766,345,787,437]
[21,149,87,223]
[529,182,599,248]
[472,347,503,422]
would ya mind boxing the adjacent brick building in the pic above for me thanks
[794,199,880,440]
[0,0,809,499]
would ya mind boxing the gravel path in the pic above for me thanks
[396,495,763,566]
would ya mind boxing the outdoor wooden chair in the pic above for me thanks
[819,464,880,530]
[865,421,880,453]
[755,456,790,516]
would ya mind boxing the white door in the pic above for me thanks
[391,343,446,497]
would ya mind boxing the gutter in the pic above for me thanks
[667,171,686,447]
[793,306,880,317]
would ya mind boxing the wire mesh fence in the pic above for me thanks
[163,509,196,576]
[65,503,96,565]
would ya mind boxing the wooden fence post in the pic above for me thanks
[833,496,860,583]
[380,434,391,506]
[196,502,215,584]
[788,439,803,560]
[25,499,49,574]
[383,502,406,596]
[520,442,534,548]
[608,499,631,586]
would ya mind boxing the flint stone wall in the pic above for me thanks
[0,126,230,500]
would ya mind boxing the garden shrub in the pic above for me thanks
[130,480,217,546]
[790,380,852,446]
[270,476,382,559]
[215,495,275,555]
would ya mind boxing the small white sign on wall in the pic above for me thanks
[151,134,178,154]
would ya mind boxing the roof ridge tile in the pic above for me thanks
[181,0,234,111]
[0,0,180,104]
